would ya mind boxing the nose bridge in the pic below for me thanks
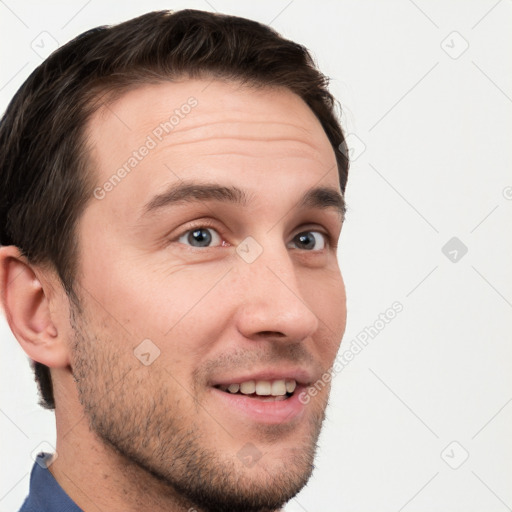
[234,234,319,340]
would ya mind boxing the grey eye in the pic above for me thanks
[289,231,327,251]
[178,227,222,248]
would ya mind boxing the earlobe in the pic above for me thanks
[0,245,69,368]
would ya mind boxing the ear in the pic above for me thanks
[0,245,70,368]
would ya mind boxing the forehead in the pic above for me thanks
[85,79,339,222]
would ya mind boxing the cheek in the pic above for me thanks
[80,241,212,338]
[305,267,346,327]
[84,257,232,375]
[307,270,346,365]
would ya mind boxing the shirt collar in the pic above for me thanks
[19,452,83,512]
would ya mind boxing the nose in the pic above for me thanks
[233,239,320,343]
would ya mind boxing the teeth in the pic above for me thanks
[240,381,256,394]
[255,381,272,395]
[222,379,297,396]
[285,379,297,393]
[271,380,286,396]
[227,383,240,393]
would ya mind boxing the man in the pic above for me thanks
[0,9,349,512]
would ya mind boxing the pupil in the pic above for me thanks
[189,228,211,247]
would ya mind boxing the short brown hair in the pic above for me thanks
[0,9,349,410]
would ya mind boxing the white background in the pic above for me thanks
[1,1,511,511]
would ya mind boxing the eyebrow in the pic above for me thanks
[141,180,346,219]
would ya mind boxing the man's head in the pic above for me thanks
[0,9,349,512]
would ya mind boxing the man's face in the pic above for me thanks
[71,78,346,511]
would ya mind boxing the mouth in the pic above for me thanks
[209,373,312,424]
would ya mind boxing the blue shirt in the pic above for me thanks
[19,452,82,512]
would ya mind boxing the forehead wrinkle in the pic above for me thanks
[163,122,322,153]
[158,136,323,155]
[169,118,314,138]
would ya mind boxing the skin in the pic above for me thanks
[0,78,346,512]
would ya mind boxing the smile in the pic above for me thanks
[210,383,308,424]
[214,378,297,401]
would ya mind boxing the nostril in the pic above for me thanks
[257,331,286,338]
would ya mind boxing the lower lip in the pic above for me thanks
[209,385,307,425]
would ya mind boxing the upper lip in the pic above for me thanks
[209,367,315,387]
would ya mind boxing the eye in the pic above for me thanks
[288,230,328,251]
[174,225,331,251]
[177,227,223,248]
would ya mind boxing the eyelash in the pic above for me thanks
[172,220,333,251]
